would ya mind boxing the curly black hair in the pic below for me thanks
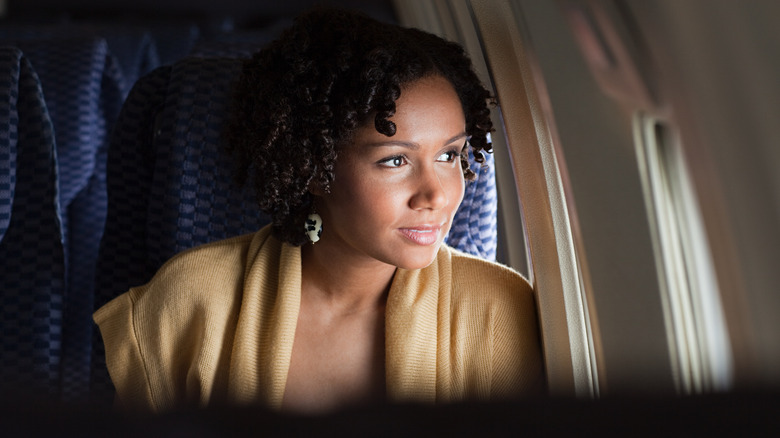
[225,8,495,246]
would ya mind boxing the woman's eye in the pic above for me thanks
[437,150,460,162]
[379,155,406,168]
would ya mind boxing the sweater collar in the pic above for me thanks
[228,228,452,408]
[228,228,302,409]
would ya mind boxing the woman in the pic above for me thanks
[94,8,544,414]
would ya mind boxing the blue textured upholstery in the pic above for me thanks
[33,37,124,402]
[94,65,172,312]
[94,58,270,313]
[0,24,155,98]
[91,66,173,400]
[444,148,498,261]
[1,37,125,205]
[71,24,161,95]
[146,58,270,267]
[92,57,271,399]
[0,57,13,243]
[147,21,201,66]
[0,35,126,401]
[0,47,66,399]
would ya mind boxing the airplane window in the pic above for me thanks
[634,115,733,393]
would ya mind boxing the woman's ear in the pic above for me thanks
[307,164,333,196]
[308,179,327,197]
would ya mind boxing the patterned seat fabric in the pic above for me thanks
[444,148,498,261]
[91,66,173,400]
[68,23,161,95]
[92,57,271,399]
[94,58,269,306]
[146,21,201,66]
[146,58,271,268]
[0,47,66,399]
[0,35,126,401]
[0,24,156,98]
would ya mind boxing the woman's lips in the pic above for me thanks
[398,226,442,246]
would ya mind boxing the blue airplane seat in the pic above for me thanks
[90,65,173,401]
[0,47,66,400]
[0,22,159,98]
[92,57,272,400]
[0,35,127,401]
[67,23,161,95]
[445,148,498,261]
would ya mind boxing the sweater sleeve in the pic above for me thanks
[93,290,157,411]
[489,276,546,399]
[93,232,257,413]
[448,249,546,400]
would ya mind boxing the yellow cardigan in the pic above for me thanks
[94,226,544,412]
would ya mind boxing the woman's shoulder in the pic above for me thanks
[145,232,257,293]
[93,230,276,411]
[152,232,257,285]
[97,231,265,322]
[446,246,534,307]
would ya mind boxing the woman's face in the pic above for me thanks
[315,75,467,270]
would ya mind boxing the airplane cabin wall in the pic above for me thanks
[509,0,675,395]
[496,0,780,394]
[627,0,780,390]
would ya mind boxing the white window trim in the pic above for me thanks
[634,115,733,393]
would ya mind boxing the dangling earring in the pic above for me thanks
[304,212,323,243]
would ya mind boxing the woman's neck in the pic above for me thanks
[300,242,395,315]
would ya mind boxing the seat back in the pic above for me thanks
[146,58,270,268]
[94,58,268,312]
[92,57,270,399]
[0,47,66,399]
[68,23,161,92]
[0,34,127,401]
[89,64,172,400]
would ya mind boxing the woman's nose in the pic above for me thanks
[409,166,449,211]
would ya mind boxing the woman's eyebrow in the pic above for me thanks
[364,132,468,149]
[447,132,469,144]
[365,140,420,150]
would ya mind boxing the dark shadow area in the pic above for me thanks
[4,0,397,28]
[2,392,779,437]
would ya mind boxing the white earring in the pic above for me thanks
[304,213,323,243]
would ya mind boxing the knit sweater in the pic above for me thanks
[94,226,544,412]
